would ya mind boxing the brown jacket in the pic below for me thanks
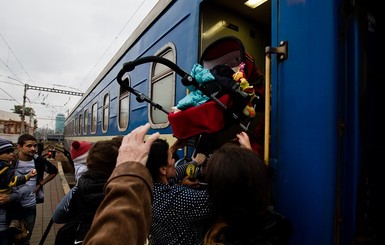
[83,161,153,245]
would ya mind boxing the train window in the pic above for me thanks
[149,44,176,128]
[72,119,75,136]
[102,93,109,132]
[118,86,129,131]
[84,109,88,135]
[74,117,78,135]
[91,102,97,134]
[78,113,82,135]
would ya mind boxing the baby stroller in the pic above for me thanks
[117,36,265,161]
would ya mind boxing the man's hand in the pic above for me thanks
[116,123,160,167]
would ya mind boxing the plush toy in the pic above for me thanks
[171,64,214,113]
[171,63,256,119]
[232,62,256,118]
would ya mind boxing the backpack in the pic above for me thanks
[33,154,58,203]
[33,155,46,203]
[55,203,94,245]
[55,175,105,245]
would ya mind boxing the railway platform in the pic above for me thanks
[30,161,71,245]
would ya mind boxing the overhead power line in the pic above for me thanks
[21,84,84,133]
[0,32,34,84]
[82,0,148,85]
[25,84,84,96]
[0,87,21,104]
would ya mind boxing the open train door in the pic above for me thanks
[265,0,382,244]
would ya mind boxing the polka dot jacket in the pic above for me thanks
[148,163,213,245]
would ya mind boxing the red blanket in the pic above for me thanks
[168,94,232,139]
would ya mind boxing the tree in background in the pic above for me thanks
[12,105,38,132]
[12,105,36,118]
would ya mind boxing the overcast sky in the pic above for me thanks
[0,0,158,130]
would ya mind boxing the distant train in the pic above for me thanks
[64,0,382,244]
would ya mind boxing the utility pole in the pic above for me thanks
[21,84,27,134]
[20,84,84,134]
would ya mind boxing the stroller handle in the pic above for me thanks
[117,56,188,114]
[116,55,229,112]
[117,56,195,87]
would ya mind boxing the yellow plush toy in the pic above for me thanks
[232,63,256,118]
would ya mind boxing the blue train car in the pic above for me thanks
[64,0,382,244]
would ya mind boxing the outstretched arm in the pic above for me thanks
[84,123,159,245]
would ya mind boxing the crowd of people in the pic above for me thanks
[0,122,291,245]
[0,134,58,245]
[84,123,291,244]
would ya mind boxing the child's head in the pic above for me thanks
[0,138,15,162]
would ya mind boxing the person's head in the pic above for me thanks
[70,141,93,161]
[86,137,122,177]
[206,143,269,227]
[17,134,37,159]
[0,138,15,162]
[146,138,176,182]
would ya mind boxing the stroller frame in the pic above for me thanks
[116,36,264,157]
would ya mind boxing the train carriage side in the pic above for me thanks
[64,0,270,147]
[63,0,382,244]
[64,0,201,147]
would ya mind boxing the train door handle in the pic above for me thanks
[264,41,288,165]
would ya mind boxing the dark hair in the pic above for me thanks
[86,137,122,177]
[206,143,269,231]
[17,134,37,146]
[146,139,169,181]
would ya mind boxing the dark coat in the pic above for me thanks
[55,172,108,245]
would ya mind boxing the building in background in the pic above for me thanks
[0,109,32,142]
[55,113,65,133]
[34,113,65,142]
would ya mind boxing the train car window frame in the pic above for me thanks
[72,119,75,136]
[75,116,78,136]
[102,93,109,133]
[83,109,88,135]
[91,102,97,134]
[149,43,176,129]
[118,79,130,131]
[78,113,83,135]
